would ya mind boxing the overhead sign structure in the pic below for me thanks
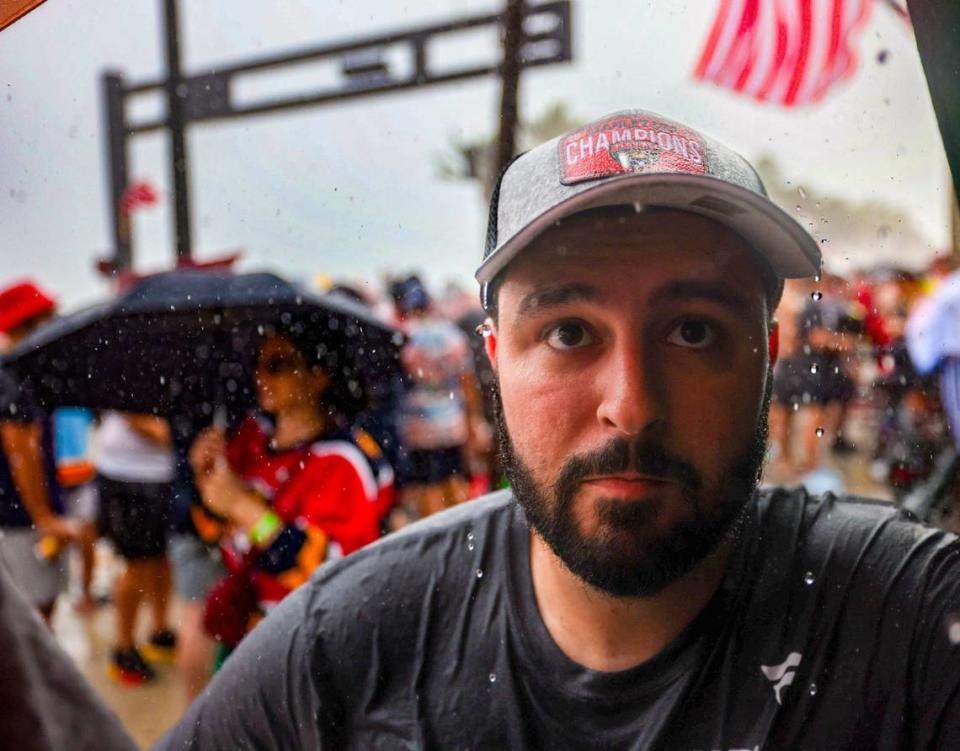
[0,0,48,31]
[101,0,573,274]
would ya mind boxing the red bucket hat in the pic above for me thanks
[0,281,56,334]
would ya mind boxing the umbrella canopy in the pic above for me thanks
[906,270,960,375]
[1,269,404,419]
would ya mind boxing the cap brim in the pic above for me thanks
[475,173,821,285]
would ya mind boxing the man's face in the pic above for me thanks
[485,208,775,598]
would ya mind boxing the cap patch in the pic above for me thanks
[559,114,707,186]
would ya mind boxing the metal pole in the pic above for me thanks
[162,0,192,261]
[496,0,524,176]
[102,72,131,272]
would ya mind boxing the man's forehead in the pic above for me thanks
[502,208,766,298]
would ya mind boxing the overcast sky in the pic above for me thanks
[0,0,950,309]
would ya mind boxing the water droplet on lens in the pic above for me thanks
[488,673,496,683]
[815,427,825,437]
[467,542,475,551]
[467,532,475,541]
[810,364,819,374]
[804,571,815,585]
[811,291,822,301]
[476,569,484,579]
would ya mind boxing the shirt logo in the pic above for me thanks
[760,652,802,705]
[558,113,707,185]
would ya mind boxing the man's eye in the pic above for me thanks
[544,321,594,350]
[666,319,717,349]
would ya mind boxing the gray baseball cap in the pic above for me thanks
[476,109,821,308]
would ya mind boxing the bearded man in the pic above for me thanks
[159,110,960,750]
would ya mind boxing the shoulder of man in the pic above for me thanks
[156,491,517,749]
[306,489,514,613]
[745,488,960,744]
[752,485,959,584]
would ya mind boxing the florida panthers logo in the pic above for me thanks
[609,141,663,173]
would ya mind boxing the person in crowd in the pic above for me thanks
[0,281,75,625]
[808,272,862,456]
[160,110,960,749]
[94,411,178,685]
[166,412,227,702]
[388,275,490,527]
[771,274,859,472]
[187,330,393,656]
[768,278,809,471]
[53,406,100,613]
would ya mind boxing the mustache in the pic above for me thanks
[555,436,702,494]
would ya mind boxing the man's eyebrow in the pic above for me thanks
[515,282,600,320]
[650,279,754,314]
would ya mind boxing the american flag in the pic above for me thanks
[694,0,874,107]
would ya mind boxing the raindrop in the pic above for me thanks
[804,571,815,585]
[810,364,819,374]
[808,683,818,696]
[488,673,497,683]
[792,403,800,412]
[467,531,475,542]
[633,201,644,213]
[476,568,484,579]
[468,542,475,551]
[810,291,822,301]
[815,427,825,438]
[820,238,829,245]
[798,186,807,200]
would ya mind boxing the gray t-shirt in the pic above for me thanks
[158,488,960,750]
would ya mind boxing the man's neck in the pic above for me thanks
[528,532,732,673]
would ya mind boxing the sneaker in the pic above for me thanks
[108,647,155,685]
[141,629,178,664]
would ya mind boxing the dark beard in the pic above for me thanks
[494,372,772,598]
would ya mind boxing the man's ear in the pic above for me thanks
[768,321,780,368]
[482,318,498,373]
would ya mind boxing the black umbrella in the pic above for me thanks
[0,269,404,421]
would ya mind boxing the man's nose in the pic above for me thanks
[595,338,665,438]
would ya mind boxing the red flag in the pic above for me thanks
[694,0,873,107]
[120,180,159,215]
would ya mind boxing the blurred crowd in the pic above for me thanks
[1,255,959,715]
[768,255,960,514]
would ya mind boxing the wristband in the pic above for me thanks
[249,509,282,546]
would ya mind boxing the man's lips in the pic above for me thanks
[580,474,675,495]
